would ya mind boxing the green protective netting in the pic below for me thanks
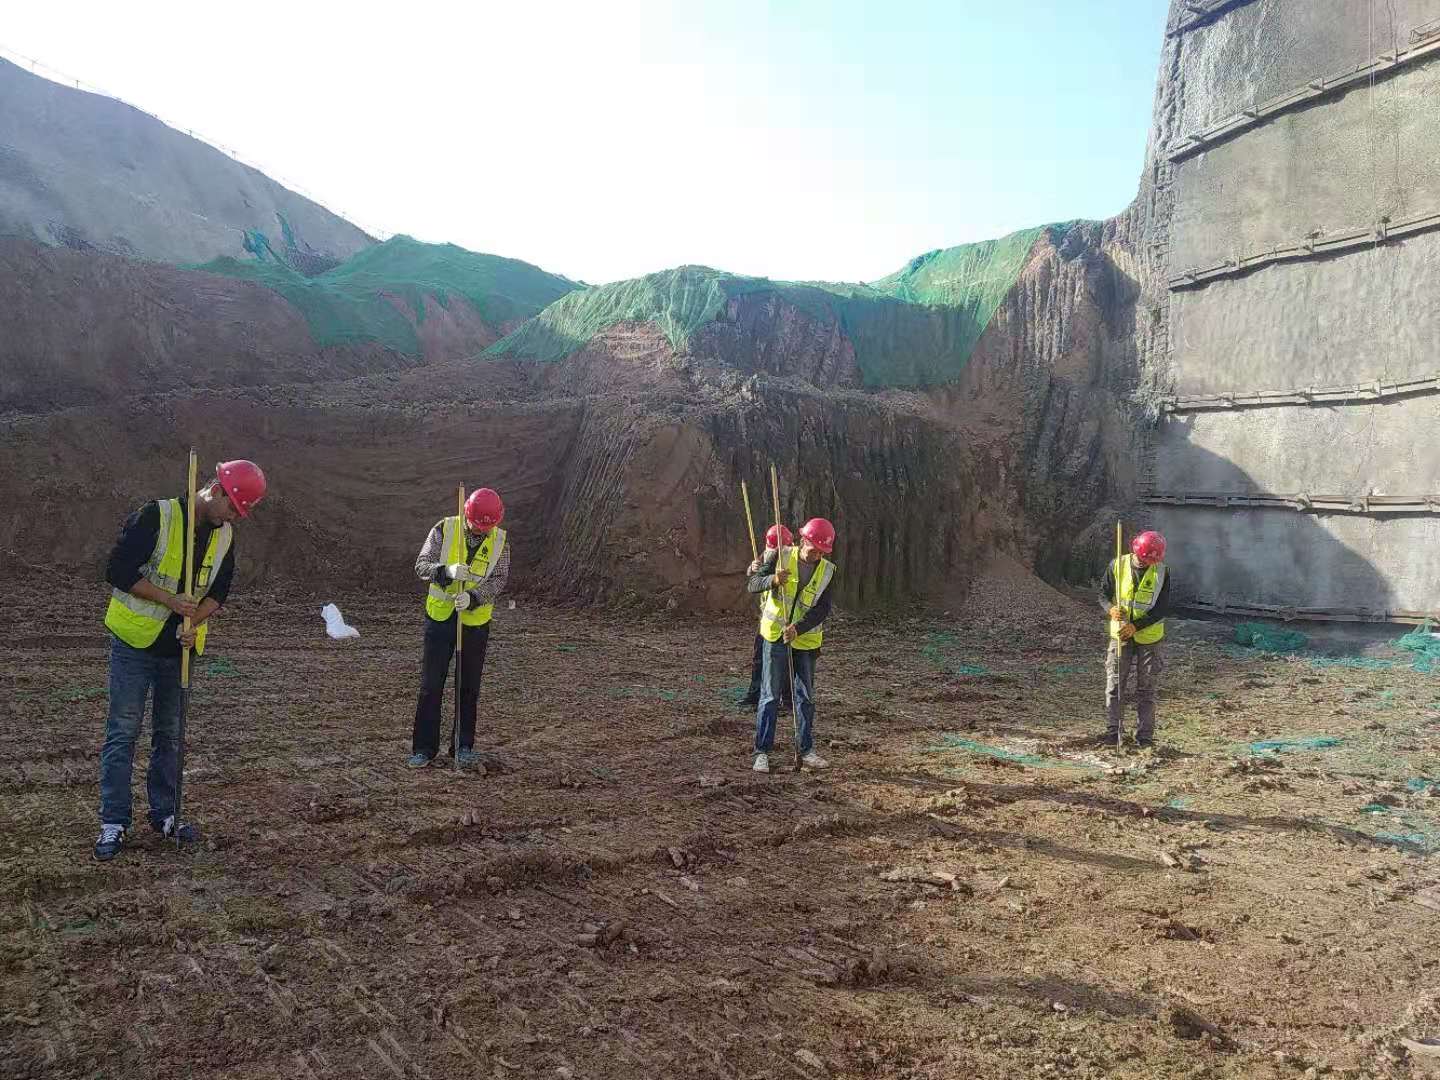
[1249,736,1341,754]
[486,224,1080,388]
[1396,620,1440,673]
[1234,622,1310,654]
[1309,656,1394,671]
[195,235,578,355]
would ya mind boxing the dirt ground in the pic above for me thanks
[4,582,1440,1080]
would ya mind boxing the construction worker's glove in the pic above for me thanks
[1118,622,1137,641]
[445,563,479,583]
[1108,605,1127,621]
[453,591,473,611]
[782,625,798,644]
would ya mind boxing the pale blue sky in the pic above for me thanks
[3,1,1168,284]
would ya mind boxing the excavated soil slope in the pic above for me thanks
[0,220,1146,611]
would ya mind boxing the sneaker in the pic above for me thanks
[800,751,829,771]
[752,753,771,773]
[456,748,484,768]
[406,753,434,769]
[93,824,126,861]
[151,815,200,842]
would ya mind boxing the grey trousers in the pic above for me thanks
[1105,640,1163,739]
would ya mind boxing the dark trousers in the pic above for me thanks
[1105,640,1163,739]
[100,637,181,829]
[744,633,791,708]
[754,640,818,755]
[412,616,490,757]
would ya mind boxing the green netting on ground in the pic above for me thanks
[486,224,1081,388]
[1233,623,1310,654]
[1232,619,1439,673]
[194,235,578,354]
[1397,620,1440,673]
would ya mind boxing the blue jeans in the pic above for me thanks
[754,640,817,755]
[99,637,182,829]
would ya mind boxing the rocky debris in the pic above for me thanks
[879,865,973,894]
[1164,1003,1234,1048]
[794,1048,825,1071]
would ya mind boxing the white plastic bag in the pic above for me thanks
[321,603,360,640]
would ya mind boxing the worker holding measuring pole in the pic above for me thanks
[1100,529,1172,749]
[409,487,509,769]
[94,458,266,861]
[746,516,838,774]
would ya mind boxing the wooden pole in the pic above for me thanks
[454,485,465,772]
[740,480,759,562]
[176,449,198,846]
[770,465,801,770]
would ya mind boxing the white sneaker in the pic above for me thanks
[801,751,829,770]
[752,753,771,773]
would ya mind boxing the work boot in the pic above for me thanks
[93,824,126,862]
[151,815,200,842]
[1136,733,1156,750]
[1096,730,1122,748]
[405,753,434,769]
[801,751,829,771]
[752,753,771,774]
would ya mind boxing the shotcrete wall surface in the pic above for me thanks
[1154,0,1440,619]
[1171,62,1440,271]
[1172,0,1440,135]
[1155,397,1440,496]
[1167,232,1440,395]
[1159,506,1440,613]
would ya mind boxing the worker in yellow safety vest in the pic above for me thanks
[1100,530,1172,748]
[409,488,510,768]
[745,517,838,773]
[94,460,267,861]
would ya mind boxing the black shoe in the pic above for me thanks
[738,696,758,712]
[1096,731,1122,748]
[1136,735,1156,750]
[150,815,200,842]
[94,824,126,861]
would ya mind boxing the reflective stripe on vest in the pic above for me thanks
[425,520,506,626]
[758,546,835,650]
[1110,556,1166,645]
[104,499,232,655]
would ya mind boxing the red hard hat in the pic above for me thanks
[464,488,504,531]
[1131,530,1166,565]
[215,460,266,518]
[799,517,835,554]
[764,524,794,549]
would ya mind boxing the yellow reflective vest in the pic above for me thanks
[758,546,836,651]
[425,518,506,627]
[104,498,231,655]
[1110,556,1167,645]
